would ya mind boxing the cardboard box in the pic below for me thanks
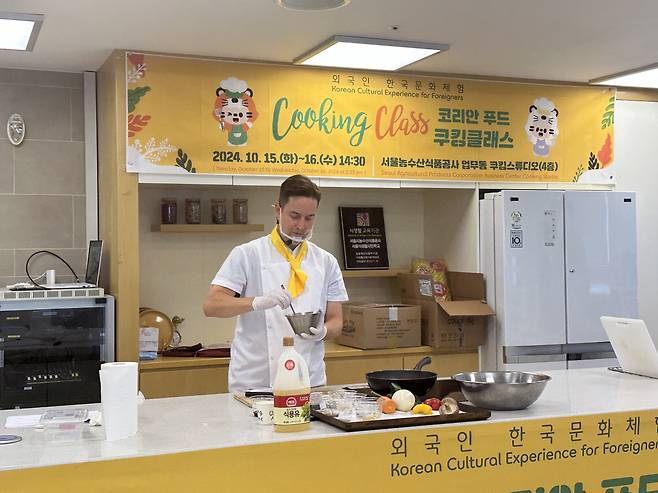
[337,303,421,349]
[398,271,494,349]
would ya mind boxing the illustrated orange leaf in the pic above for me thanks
[128,114,151,137]
[597,133,613,167]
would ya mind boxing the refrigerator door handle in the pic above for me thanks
[567,351,616,361]
[505,354,567,364]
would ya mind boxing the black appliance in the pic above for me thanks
[0,296,114,409]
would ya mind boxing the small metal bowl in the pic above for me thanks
[452,371,551,410]
[285,312,322,336]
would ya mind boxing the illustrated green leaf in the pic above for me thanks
[127,86,150,113]
[601,96,615,129]
[176,149,186,165]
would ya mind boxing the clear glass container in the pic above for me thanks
[309,391,323,411]
[185,198,201,224]
[40,408,88,442]
[321,394,339,417]
[335,390,358,421]
[160,198,177,224]
[355,397,381,421]
[211,199,227,224]
[232,199,248,224]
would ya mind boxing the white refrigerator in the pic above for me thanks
[479,190,637,371]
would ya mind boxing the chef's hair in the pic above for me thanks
[278,174,321,207]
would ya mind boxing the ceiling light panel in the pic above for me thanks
[591,64,658,89]
[295,36,449,71]
[275,0,350,10]
[0,12,44,51]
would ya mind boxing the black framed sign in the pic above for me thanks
[339,207,389,270]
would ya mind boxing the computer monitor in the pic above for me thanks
[85,240,103,286]
[601,316,658,379]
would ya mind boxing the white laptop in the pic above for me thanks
[42,240,103,289]
[601,316,658,379]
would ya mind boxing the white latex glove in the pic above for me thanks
[252,288,292,311]
[300,325,327,342]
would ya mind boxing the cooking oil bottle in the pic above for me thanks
[273,336,310,432]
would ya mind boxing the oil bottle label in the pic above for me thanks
[273,394,310,425]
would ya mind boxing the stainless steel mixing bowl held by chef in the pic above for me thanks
[203,175,348,393]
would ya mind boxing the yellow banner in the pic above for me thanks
[2,410,656,492]
[126,52,615,184]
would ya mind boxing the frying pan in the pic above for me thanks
[366,356,437,396]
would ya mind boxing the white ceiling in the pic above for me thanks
[0,0,657,82]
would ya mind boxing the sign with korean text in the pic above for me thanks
[2,410,656,492]
[126,52,616,184]
[339,206,389,270]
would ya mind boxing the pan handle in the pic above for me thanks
[413,356,432,371]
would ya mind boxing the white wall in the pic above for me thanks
[615,100,658,338]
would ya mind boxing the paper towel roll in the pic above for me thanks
[100,362,138,441]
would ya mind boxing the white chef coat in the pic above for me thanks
[211,235,348,393]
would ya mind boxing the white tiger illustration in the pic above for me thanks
[212,76,258,147]
[524,97,559,157]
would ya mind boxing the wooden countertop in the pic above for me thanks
[139,342,478,370]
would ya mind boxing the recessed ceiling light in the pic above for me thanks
[590,64,658,89]
[294,36,449,71]
[0,12,44,51]
[275,0,350,11]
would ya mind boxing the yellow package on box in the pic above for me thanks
[410,258,452,302]
[398,272,494,349]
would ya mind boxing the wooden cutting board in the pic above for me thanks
[312,402,491,432]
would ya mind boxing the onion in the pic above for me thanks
[391,389,416,412]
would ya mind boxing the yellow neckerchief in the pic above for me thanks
[269,225,308,298]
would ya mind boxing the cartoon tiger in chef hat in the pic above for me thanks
[524,97,559,157]
[212,76,258,146]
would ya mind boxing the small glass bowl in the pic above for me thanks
[355,397,382,421]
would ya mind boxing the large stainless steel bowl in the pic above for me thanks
[452,371,551,410]
[285,312,323,336]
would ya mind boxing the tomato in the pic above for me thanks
[423,397,442,411]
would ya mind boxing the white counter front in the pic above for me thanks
[1,368,657,472]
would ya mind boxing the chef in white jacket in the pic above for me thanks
[203,175,348,392]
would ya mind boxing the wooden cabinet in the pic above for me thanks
[141,366,229,399]
[139,358,229,399]
[138,344,479,398]
[325,355,403,385]
[402,350,478,377]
